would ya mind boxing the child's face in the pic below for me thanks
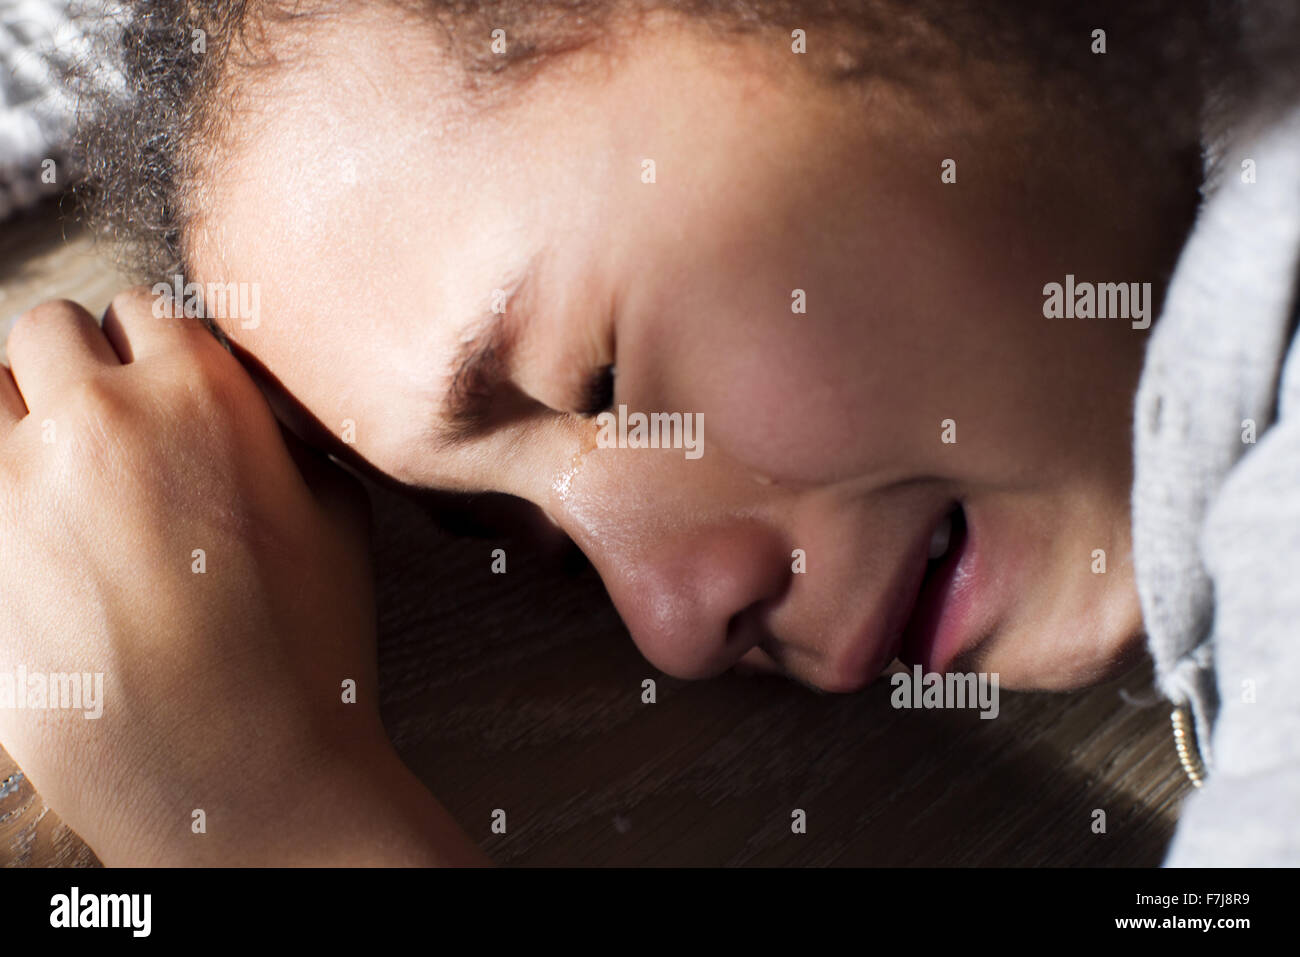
[193,10,1165,692]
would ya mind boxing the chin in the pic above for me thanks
[958,619,1148,692]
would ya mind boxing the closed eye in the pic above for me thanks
[576,363,616,418]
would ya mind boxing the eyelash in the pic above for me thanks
[576,364,616,418]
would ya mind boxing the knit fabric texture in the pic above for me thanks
[0,0,117,220]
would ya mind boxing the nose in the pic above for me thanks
[583,520,793,680]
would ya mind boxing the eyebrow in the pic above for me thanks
[433,267,534,450]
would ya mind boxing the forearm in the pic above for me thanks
[104,746,490,867]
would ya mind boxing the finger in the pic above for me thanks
[0,363,27,424]
[100,285,214,363]
[4,300,121,408]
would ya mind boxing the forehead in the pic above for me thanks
[190,5,823,258]
[190,10,821,319]
[183,6,840,482]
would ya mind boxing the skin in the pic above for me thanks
[0,7,1199,864]
[188,7,1196,694]
[0,291,487,864]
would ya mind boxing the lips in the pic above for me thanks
[786,501,982,692]
[898,504,977,672]
[816,503,951,690]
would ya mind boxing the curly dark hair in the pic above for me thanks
[69,0,1296,284]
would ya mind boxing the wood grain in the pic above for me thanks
[0,200,1191,866]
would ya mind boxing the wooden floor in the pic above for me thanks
[0,200,1191,866]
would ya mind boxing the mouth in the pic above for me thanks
[896,502,977,673]
[822,501,971,691]
[783,499,986,692]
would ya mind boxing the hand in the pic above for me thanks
[0,288,486,865]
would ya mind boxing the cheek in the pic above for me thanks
[647,264,1126,491]
[656,302,943,485]
[703,339,872,482]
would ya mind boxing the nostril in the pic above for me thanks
[593,521,792,680]
[725,606,747,644]
[725,609,744,644]
[725,600,773,656]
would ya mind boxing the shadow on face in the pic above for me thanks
[194,5,1198,693]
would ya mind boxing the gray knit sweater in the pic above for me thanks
[0,1,115,220]
[1132,99,1300,865]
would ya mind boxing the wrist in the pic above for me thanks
[102,737,488,867]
